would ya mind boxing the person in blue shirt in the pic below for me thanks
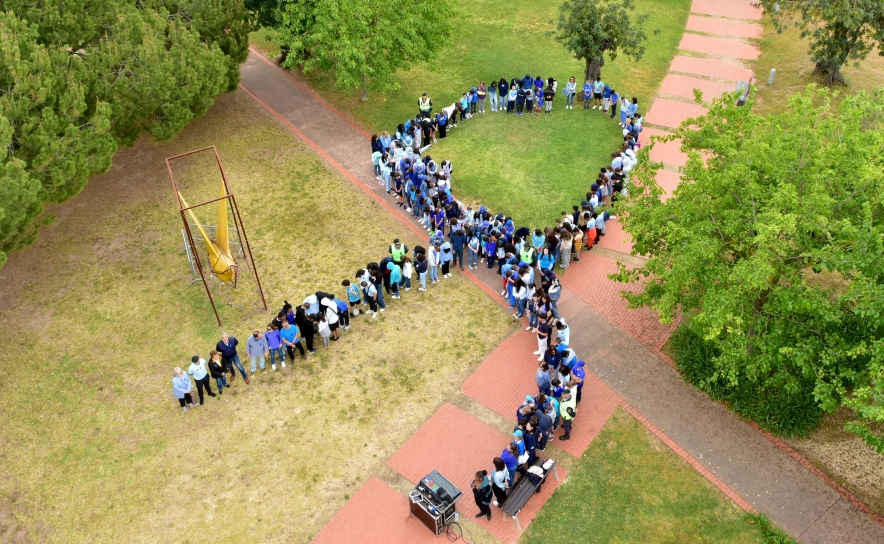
[440,240,454,278]
[592,77,604,109]
[572,361,587,403]
[602,83,612,113]
[609,88,620,120]
[279,320,305,361]
[522,74,533,92]
[582,79,593,109]
[436,111,447,139]
[469,87,478,115]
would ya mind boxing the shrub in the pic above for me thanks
[669,322,823,438]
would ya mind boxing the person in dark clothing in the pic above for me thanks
[471,470,493,520]
[536,407,553,451]
[378,256,394,294]
[208,350,228,394]
[216,332,249,384]
[295,306,317,353]
[523,421,538,465]
[449,228,466,271]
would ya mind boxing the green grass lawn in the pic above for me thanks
[523,408,766,543]
[752,17,884,116]
[0,90,517,542]
[251,0,691,227]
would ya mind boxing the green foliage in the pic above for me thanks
[746,513,798,544]
[0,0,248,264]
[555,0,649,82]
[615,87,884,449]
[669,321,823,437]
[844,420,884,454]
[758,0,884,86]
[277,0,455,101]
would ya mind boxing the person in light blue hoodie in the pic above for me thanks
[387,261,402,299]
[440,239,454,278]
[172,367,196,412]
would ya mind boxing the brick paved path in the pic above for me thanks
[238,0,884,538]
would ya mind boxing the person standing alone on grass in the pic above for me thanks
[187,356,216,405]
[246,330,269,374]
[419,93,433,118]
[172,367,196,412]
[216,332,249,384]
[472,470,493,520]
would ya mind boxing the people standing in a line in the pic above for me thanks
[208,351,228,394]
[416,254,428,291]
[490,458,509,507]
[246,330,269,374]
[187,356,216,405]
[471,470,493,520]
[172,367,196,412]
[216,332,249,384]
[610,88,620,120]
[544,85,555,114]
[279,320,303,361]
[559,388,577,441]
[534,313,550,361]
[583,79,592,109]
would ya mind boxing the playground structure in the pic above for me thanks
[166,146,267,326]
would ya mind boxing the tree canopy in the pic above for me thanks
[277,0,455,102]
[758,0,884,86]
[615,87,884,451]
[0,0,248,266]
[555,0,649,83]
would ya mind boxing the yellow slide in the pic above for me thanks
[178,181,237,283]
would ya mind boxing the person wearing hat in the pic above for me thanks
[389,238,408,265]
[187,355,216,405]
[512,430,526,457]
[559,389,577,441]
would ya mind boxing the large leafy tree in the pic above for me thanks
[757,0,884,86]
[614,87,884,451]
[277,0,455,102]
[555,0,649,83]
[0,1,248,266]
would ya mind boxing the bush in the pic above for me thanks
[669,322,823,438]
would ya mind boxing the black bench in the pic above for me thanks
[501,457,559,530]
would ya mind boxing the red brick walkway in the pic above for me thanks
[690,0,763,20]
[670,55,755,82]
[559,252,676,358]
[660,73,737,102]
[646,97,707,129]
[686,15,763,39]
[387,403,569,543]
[311,477,439,544]
[679,33,761,60]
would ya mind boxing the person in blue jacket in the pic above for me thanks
[522,74,533,93]
[537,248,555,271]
[572,360,587,403]
[449,228,466,271]
[436,111,448,139]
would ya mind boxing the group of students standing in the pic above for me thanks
[471,322,586,520]
[170,239,421,411]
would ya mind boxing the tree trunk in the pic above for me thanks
[812,61,846,87]
[360,73,368,102]
[585,57,605,83]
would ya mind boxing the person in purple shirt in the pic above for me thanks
[216,332,249,384]
[265,324,284,370]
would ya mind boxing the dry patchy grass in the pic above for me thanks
[0,90,516,543]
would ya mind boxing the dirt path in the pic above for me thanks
[238,32,884,541]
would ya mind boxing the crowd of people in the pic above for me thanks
[170,239,429,411]
[371,73,640,519]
